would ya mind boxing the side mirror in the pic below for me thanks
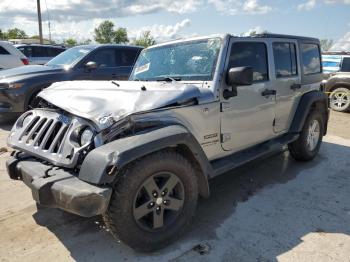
[223,66,253,99]
[85,61,98,71]
[226,66,253,86]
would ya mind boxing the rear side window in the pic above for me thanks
[89,49,117,67]
[32,46,49,57]
[0,46,10,55]
[228,42,269,82]
[47,48,65,57]
[301,44,321,75]
[273,42,297,77]
[115,49,140,66]
[18,46,32,57]
[341,57,350,72]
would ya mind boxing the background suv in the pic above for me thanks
[0,44,142,121]
[322,51,350,112]
[0,41,29,70]
[15,44,66,65]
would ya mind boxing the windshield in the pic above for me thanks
[130,38,222,81]
[46,46,94,68]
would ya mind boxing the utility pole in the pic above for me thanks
[37,0,43,44]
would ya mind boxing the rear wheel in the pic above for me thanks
[103,150,198,252]
[288,110,324,161]
[329,87,350,112]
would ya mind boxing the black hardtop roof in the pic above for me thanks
[249,33,319,42]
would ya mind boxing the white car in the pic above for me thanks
[0,41,29,70]
[15,44,66,65]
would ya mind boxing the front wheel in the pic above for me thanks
[288,110,324,161]
[329,87,350,112]
[103,150,198,252]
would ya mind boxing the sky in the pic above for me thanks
[0,0,349,49]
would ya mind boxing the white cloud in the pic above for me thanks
[0,0,200,23]
[243,0,272,14]
[331,31,350,51]
[298,0,317,10]
[242,26,265,36]
[129,19,192,42]
[208,0,272,15]
[298,0,350,11]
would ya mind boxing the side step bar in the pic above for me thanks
[210,133,299,178]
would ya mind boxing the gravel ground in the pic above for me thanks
[0,111,349,262]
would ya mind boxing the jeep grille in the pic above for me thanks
[8,109,92,168]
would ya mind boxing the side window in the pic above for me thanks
[0,46,10,55]
[301,44,321,75]
[18,47,32,57]
[32,47,49,57]
[341,57,350,72]
[88,49,116,68]
[115,49,140,66]
[47,47,64,57]
[273,42,297,78]
[228,42,269,82]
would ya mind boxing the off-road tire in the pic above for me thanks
[329,87,350,112]
[288,110,324,161]
[103,149,198,252]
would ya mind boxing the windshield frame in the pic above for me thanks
[46,46,95,69]
[129,37,223,82]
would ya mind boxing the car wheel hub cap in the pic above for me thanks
[156,197,163,205]
[306,119,320,151]
[133,172,185,231]
[331,91,350,110]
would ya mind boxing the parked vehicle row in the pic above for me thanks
[0,44,142,121]
[6,33,329,252]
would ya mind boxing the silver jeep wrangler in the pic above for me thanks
[6,34,329,251]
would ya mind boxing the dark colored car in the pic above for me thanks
[0,44,143,120]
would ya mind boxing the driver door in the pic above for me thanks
[220,40,276,153]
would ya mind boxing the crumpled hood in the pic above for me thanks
[38,80,206,127]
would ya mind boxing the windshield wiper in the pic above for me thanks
[111,81,120,87]
[156,77,182,82]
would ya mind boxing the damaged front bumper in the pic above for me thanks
[6,152,112,217]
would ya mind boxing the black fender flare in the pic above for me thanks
[79,125,212,198]
[289,90,329,134]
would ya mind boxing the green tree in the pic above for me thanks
[0,29,6,40]
[79,39,92,45]
[64,38,77,46]
[6,28,27,39]
[94,20,129,44]
[320,39,334,52]
[133,31,156,48]
[114,28,128,44]
[94,20,116,44]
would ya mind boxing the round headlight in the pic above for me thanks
[80,128,94,146]
[22,114,33,127]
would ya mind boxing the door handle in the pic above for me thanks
[261,89,276,97]
[291,83,301,90]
